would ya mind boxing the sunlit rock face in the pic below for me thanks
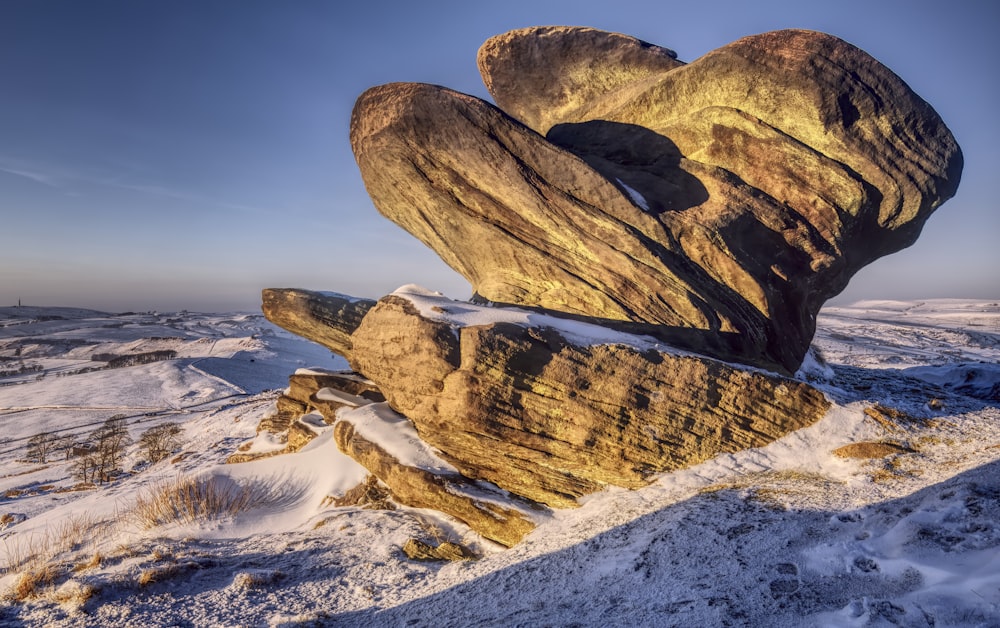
[260,27,961,540]
[347,293,831,509]
[350,27,962,375]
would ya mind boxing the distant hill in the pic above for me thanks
[0,305,113,322]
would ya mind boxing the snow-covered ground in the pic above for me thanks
[0,298,997,627]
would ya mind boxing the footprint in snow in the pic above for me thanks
[852,556,880,573]
[769,562,801,597]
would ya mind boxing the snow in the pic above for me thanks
[615,177,651,211]
[0,300,998,626]
[316,291,369,303]
[394,284,677,353]
[315,387,372,407]
[341,403,459,474]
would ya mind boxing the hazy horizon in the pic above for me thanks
[2,0,997,313]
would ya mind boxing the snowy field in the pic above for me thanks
[0,298,997,627]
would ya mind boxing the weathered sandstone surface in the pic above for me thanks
[261,289,374,359]
[347,291,831,508]
[226,369,384,463]
[334,412,540,546]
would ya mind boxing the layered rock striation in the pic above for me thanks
[348,289,831,508]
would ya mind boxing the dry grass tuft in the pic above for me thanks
[231,569,283,589]
[130,475,291,529]
[411,512,471,548]
[7,564,58,601]
[0,513,26,528]
[832,441,916,459]
[402,538,475,562]
[2,513,110,574]
[870,455,923,483]
[700,469,841,494]
[1,516,112,605]
[698,469,847,510]
[137,563,179,587]
[330,475,395,511]
[72,552,103,573]
[52,515,104,553]
[864,404,931,432]
[53,483,97,494]
[52,579,96,611]
[111,543,140,560]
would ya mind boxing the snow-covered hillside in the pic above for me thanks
[0,299,997,627]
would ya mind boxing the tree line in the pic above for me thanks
[0,362,43,378]
[25,417,183,484]
[90,350,178,368]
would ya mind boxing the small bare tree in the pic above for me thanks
[88,415,132,484]
[139,423,182,463]
[53,434,75,460]
[71,448,100,484]
[25,433,53,463]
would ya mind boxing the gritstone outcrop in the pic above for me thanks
[254,27,961,546]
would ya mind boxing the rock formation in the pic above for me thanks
[251,27,961,546]
[351,27,961,374]
[226,369,384,463]
[348,289,830,508]
[334,409,540,547]
[261,289,374,358]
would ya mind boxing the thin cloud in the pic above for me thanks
[0,154,279,217]
[0,154,111,190]
[0,163,65,188]
[108,181,279,217]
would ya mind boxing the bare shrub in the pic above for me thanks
[72,416,132,484]
[25,433,54,464]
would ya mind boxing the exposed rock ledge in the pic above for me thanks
[334,406,541,547]
[262,287,830,509]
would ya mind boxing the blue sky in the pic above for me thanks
[1,0,996,312]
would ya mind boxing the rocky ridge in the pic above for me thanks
[248,27,960,548]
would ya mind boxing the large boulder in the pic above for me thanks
[350,27,961,374]
[347,289,831,508]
